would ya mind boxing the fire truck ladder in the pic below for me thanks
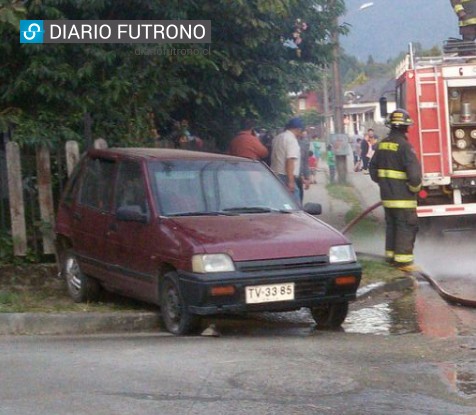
[414,64,447,189]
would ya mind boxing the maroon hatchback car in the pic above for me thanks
[55,148,361,335]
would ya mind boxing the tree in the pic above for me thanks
[1,0,346,150]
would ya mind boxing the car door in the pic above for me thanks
[104,160,157,302]
[72,156,116,278]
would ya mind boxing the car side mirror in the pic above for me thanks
[116,206,148,223]
[303,202,322,215]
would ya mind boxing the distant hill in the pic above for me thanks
[341,0,460,62]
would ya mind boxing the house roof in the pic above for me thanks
[346,77,395,103]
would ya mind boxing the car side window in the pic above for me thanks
[115,161,149,215]
[79,158,116,211]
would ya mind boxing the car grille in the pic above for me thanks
[235,256,331,300]
[236,256,328,273]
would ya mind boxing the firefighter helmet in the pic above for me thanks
[386,109,414,127]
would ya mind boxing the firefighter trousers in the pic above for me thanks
[384,207,419,265]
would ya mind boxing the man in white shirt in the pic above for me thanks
[270,117,304,203]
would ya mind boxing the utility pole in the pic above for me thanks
[322,68,330,141]
[331,13,344,134]
[329,1,347,183]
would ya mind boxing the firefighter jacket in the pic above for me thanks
[451,0,476,27]
[369,130,422,209]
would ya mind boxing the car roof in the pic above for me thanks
[87,147,251,163]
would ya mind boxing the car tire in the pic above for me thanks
[160,272,200,335]
[61,250,101,303]
[311,302,349,329]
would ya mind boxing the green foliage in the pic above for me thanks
[300,109,324,126]
[1,0,345,150]
[0,0,26,27]
[0,232,41,265]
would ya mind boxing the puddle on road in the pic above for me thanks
[204,292,421,337]
[344,292,420,335]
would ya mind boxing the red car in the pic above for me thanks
[55,148,361,335]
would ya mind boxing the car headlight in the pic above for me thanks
[192,254,235,273]
[329,245,356,264]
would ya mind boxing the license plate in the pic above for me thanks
[245,282,295,304]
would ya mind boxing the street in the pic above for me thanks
[0,322,475,415]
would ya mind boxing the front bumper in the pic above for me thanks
[176,256,362,315]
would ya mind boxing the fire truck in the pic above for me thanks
[382,41,476,218]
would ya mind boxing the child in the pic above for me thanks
[308,150,317,184]
[326,144,336,184]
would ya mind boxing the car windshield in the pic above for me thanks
[148,159,299,216]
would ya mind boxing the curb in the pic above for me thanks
[0,311,160,335]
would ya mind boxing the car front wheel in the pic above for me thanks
[311,302,349,329]
[62,250,101,303]
[160,272,200,335]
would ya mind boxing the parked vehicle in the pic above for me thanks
[382,41,476,218]
[55,148,361,335]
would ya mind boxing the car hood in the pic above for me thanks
[164,212,350,261]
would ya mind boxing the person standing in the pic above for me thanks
[451,0,476,41]
[308,151,318,184]
[311,135,321,170]
[270,117,304,203]
[352,137,362,171]
[361,128,377,173]
[228,119,269,160]
[369,109,422,272]
[296,130,311,203]
[360,133,370,172]
[326,144,336,184]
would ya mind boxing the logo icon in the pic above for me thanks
[20,20,44,44]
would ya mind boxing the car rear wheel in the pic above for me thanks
[311,302,349,329]
[62,250,101,303]
[160,272,200,335]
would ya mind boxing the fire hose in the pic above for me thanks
[340,200,476,308]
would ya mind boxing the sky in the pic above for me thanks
[341,0,460,62]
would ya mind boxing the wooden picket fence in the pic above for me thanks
[3,138,107,258]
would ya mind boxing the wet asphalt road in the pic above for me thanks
[1,326,475,415]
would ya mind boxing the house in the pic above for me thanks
[290,90,321,113]
[343,77,396,137]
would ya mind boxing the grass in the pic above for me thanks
[0,285,153,313]
[0,258,406,314]
[358,257,407,286]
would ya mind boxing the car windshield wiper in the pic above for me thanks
[222,206,292,214]
[168,210,238,217]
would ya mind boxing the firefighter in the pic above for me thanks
[451,0,476,41]
[369,109,422,272]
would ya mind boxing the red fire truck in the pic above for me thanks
[384,41,476,218]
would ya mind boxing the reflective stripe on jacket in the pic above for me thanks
[369,129,422,209]
[452,0,476,27]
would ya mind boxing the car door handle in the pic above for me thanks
[108,223,118,232]
[73,212,82,221]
